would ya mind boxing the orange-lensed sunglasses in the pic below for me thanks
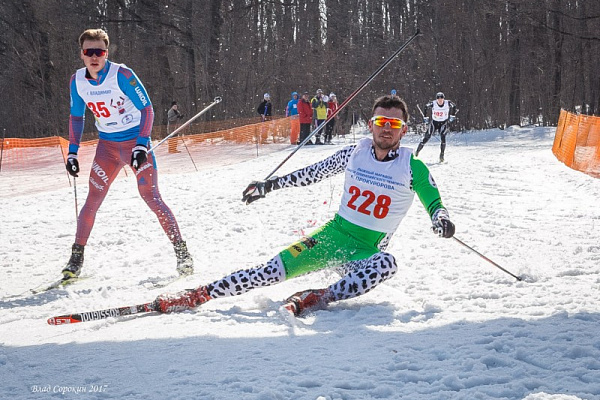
[370,116,405,129]
[82,48,107,57]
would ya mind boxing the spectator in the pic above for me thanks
[257,93,272,122]
[286,91,300,145]
[167,101,184,153]
[311,89,327,144]
[325,93,339,144]
[286,92,299,117]
[297,91,313,145]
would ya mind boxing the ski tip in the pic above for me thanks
[47,316,76,325]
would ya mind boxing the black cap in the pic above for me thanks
[171,101,178,106]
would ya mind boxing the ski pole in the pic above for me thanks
[416,104,425,118]
[149,96,222,154]
[452,236,522,281]
[263,30,421,180]
[73,177,79,220]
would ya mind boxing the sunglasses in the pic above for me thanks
[82,48,107,57]
[371,116,405,129]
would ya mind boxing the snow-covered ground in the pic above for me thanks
[1,127,599,400]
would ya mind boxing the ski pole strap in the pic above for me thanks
[149,96,222,154]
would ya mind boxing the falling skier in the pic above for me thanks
[153,95,456,317]
[416,92,458,162]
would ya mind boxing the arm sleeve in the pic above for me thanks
[117,66,154,146]
[68,74,86,154]
[449,101,458,115]
[137,106,154,146]
[271,145,356,190]
[410,155,446,219]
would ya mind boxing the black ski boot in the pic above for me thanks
[415,143,424,157]
[174,240,194,276]
[62,244,85,278]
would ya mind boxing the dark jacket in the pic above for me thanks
[257,100,272,117]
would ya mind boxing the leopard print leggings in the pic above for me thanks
[205,252,398,302]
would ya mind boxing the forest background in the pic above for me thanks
[0,0,598,139]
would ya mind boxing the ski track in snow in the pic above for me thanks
[1,127,599,400]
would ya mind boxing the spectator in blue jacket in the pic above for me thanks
[286,92,299,117]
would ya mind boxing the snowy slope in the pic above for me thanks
[1,127,599,400]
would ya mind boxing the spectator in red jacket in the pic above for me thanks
[325,93,339,144]
[297,92,314,145]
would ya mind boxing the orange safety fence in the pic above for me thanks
[552,109,600,179]
[0,116,297,198]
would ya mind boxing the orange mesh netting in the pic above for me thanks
[552,109,600,179]
[0,116,296,198]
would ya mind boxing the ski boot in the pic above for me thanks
[415,143,424,157]
[174,240,194,276]
[282,288,332,317]
[153,286,211,313]
[62,243,85,278]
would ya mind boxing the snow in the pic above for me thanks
[1,126,599,400]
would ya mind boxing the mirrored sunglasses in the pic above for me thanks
[371,116,405,129]
[82,48,107,57]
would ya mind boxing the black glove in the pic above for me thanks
[431,209,455,238]
[130,145,148,170]
[66,153,79,177]
[241,177,278,205]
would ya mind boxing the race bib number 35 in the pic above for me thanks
[87,102,111,118]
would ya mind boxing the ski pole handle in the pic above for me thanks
[149,96,222,154]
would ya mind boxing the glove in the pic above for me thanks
[130,145,148,170]
[431,209,455,238]
[449,115,456,122]
[66,153,79,177]
[241,177,278,205]
[423,117,430,124]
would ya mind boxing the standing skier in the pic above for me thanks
[416,92,458,162]
[154,95,455,316]
[63,28,193,279]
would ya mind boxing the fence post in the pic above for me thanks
[0,128,6,173]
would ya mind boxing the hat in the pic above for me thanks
[171,101,178,106]
[436,92,445,99]
[329,93,336,98]
[264,93,270,100]
[303,91,309,95]
[316,88,323,94]
[390,89,397,95]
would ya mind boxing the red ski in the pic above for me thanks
[48,302,156,325]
